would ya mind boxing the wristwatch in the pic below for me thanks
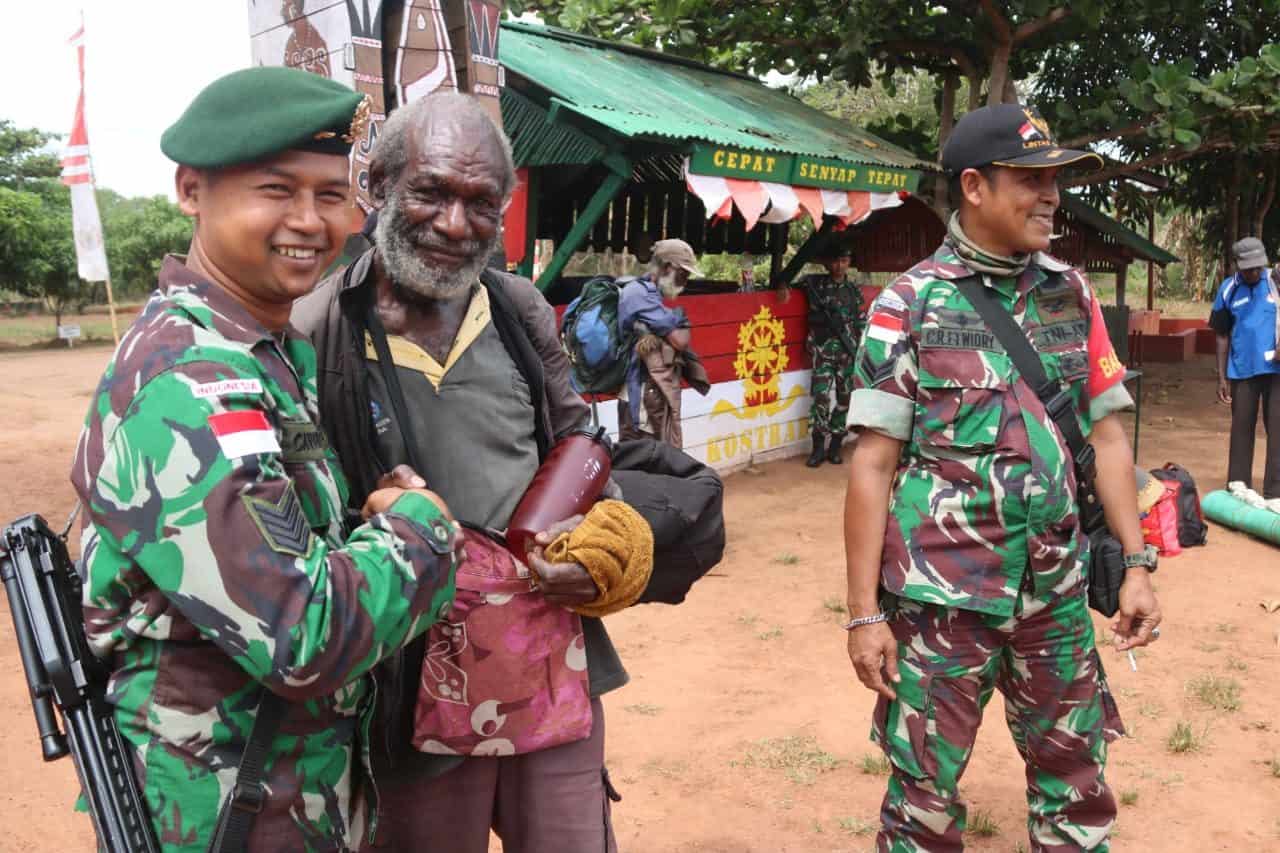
[1122,544,1159,573]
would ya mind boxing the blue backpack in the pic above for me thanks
[560,276,636,395]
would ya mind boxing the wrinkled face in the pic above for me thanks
[375,116,505,301]
[825,256,851,279]
[1239,267,1264,284]
[962,165,1061,255]
[177,150,351,307]
[657,263,688,299]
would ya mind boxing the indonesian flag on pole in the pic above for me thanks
[60,17,109,282]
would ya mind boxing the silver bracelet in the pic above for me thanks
[843,612,889,630]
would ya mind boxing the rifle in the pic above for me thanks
[810,281,863,360]
[0,513,160,853]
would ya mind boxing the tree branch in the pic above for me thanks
[1059,137,1280,187]
[874,40,980,81]
[1061,120,1158,149]
[1013,7,1071,43]
[979,0,1012,42]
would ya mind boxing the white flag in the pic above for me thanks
[60,21,109,282]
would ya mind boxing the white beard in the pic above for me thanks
[658,271,684,300]
[375,189,497,302]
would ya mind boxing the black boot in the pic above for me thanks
[805,435,827,467]
[826,434,844,465]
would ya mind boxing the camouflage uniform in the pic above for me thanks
[803,273,865,438]
[849,243,1133,852]
[70,257,459,852]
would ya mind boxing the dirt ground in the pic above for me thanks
[1,344,1278,852]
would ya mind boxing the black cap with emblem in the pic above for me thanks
[941,103,1103,175]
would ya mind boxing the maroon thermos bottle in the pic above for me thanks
[506,427,613,559]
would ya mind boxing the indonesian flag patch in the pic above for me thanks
[1019,121,1043,142]
[209,411,280,458]
[866,311,905,344]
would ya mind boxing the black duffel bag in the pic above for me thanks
[610,438,725,605]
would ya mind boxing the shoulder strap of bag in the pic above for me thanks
[362,287,429,477]
[952,276,1098,491]
[206,691,289,852]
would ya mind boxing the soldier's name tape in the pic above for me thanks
[209,410,281,458]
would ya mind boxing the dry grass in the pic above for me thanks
[859,753,891,776]
[965,809,1001,838]
[1167,720,1206,754]
[738,735,841,785]
[1187,674,1242,712]
[837,816,876,836]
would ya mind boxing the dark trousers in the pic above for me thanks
[1228,374,1280,498]
[364,698,616,853]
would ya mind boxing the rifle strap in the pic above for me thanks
[207,691,289,852]
[952,276,1097,488]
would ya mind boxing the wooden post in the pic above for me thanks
[534,154,631,292]
[769,223,788,283]
[1115,263,1128,307]
[771,217,835,288]
[103,274,120,344]
[1147,206,1156,311]
[517,168,540,280]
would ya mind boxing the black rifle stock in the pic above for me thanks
[1,514,159,853]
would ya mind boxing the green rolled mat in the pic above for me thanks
[1200,490,1280,546]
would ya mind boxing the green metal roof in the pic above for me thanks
[1060,195,1180,266]
[499,22,933,173]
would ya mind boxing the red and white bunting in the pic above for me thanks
[684,158,905,231]
[60,16,109,282]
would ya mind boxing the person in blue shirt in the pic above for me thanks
[1209,236,1279,498]
[616,238,709,448]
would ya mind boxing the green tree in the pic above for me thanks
[99,191,193,297]
[0,119,60,189]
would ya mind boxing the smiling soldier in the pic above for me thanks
[842,103,1162,852]
[70,67,461,851]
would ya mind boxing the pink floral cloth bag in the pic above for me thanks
[412,527,593,756]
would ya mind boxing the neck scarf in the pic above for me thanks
[947,213,1031,278]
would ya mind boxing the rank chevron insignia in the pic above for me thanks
[243,485,314,558]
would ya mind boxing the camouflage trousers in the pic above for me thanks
[808,337,855,438]
[873,583,1124,852]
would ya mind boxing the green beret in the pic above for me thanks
[161,66,369,168]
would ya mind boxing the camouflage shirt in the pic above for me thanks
[70,257,459,851]
[849,243,1132,617]
[802,273,866,349]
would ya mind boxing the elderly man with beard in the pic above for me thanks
[293,92,627,852]
[616,239,711,448]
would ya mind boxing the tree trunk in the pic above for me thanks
[1225,152,1244,274]
[967,74,983,111]
[1253,155,1278,236]
[935,73,959,217]
[987,43,1012,106]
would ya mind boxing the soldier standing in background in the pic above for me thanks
[70,67,459,851]
[791,247,865,467]
[842,103,1161,851]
